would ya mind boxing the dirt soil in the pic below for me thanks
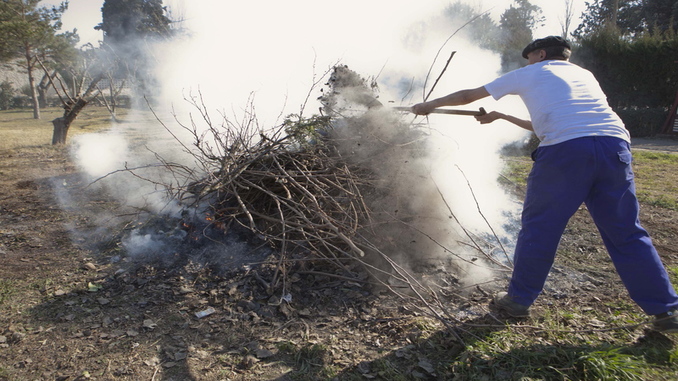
[1,142,678,380]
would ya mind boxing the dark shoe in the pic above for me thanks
[653,309,678,333]
[493,292,530,318]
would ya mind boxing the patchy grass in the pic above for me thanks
[667,266,678,286]
[1,108,678,380]
[501,150,678,211]
[0,280,16,306]
[633,151,678,210]
[0,106,128,150]
[491,147,678,381]
[500,156,532,189]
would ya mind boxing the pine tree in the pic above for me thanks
[95,0,173,104]
[96,0,172,44]
[499,0,544,73]
[0,0,75,119]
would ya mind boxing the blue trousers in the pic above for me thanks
[508,136,678,315]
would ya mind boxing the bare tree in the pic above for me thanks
[37,69,58,108]
[560,0,576,37]
[50,74,104,145]
[39,44,110,144]
[89,43,129,121]
[0,1,76,119]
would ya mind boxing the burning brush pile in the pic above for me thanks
[136,65,511,315]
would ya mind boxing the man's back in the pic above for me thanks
[484,60,629,146]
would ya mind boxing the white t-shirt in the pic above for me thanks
[484,60,630,147]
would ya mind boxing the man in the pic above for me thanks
[412,36,678,332]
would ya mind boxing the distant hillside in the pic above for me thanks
[0,62,30,90]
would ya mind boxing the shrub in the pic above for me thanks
[574,28,678,111]
[616,107,668,137]
[0,81,15,110]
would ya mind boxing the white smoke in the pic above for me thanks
[66,1,535,282]
[72,132,129,178]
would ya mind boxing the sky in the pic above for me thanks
[43,0,589,114]
[46,0,588,48]
[36,0,592,146]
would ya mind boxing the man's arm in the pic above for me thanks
[412,86,533,131]
[412,86,490,115]
[475,111,534,131]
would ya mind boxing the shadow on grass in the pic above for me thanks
[18,256,678,381]
[264,314,678,381]
[261,312,507,381]
[10,169,676,380]
[25,266,201,381]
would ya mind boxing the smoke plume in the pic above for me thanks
[63,2,532,288]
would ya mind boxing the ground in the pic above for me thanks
[1,138,678,380]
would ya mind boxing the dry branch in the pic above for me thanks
[127,64,514,333]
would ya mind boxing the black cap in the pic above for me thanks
[521,36,572,59]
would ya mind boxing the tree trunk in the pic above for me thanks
[49,73,104,145]
[51,117,68,145]
[610,0,620,26]
[38,71,57,108]
[51,98,88,145]
[37,85,47,109]
[25,47,40,120]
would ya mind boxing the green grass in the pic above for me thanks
[667,266,678,286]
[501,157,532,189]
[274,341,337,380]
[0,280,16,306]
[446,332,665,380]
[576,348,645,381]
[633,151,678,210]
[481,148,678,381]
[501,150,678,210]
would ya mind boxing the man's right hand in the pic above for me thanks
[412,102,435,115]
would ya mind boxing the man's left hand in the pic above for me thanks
[475,111,503,124]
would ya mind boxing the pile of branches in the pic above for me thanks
[155,88,392,293]
[187,127,373,268]
[142,66,510,331]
